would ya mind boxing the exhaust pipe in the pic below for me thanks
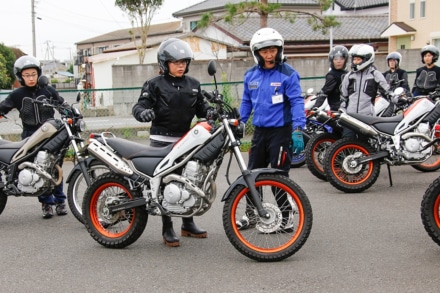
[338,113,378,136]
[87,139,133,176]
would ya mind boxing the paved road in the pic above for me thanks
[1,156,440,292]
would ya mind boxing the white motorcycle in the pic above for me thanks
[323,89,440,193]
[81,60,313,262]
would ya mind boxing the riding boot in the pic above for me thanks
[181,217,208,238]
[162,216,180,247]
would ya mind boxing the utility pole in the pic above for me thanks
[32,0,36,56]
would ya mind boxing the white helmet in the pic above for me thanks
[350,44,375,72]
[250,27,284,66]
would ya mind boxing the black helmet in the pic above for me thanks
[386,51,402,68]
[421,45,439,64]
[14,55,41,86]
[328,45,348,70]
[157,38,193,74]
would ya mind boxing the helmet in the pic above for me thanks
[386,51,402,68]
[14,55,41,86]
[350,44,375,72]
[157,38,193,74]
[421,45,439,64]
[250,27,284,66]
[328,45,348,70]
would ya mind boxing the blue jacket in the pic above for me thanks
[240,63,305,129]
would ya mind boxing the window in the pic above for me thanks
[420,0,426,18]
[409,0,415,19]
[190,21,198,31]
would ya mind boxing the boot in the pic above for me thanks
[181,217,208,238]
[162,216,180,247]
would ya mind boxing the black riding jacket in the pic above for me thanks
[315,69,347,111]
[132,74,212,137]
[0,85,63,133]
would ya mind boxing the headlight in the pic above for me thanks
[75,119,86,132]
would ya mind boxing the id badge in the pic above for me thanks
[272,94,283,104]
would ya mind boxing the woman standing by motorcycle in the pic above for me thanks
[132,38,213,247]
[382,51,410,92]
[412,45,440,96]
[0,55,67,219]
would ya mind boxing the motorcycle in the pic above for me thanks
[0,76,107,218]
[81,60,313,262]
[290,88,329,168]
[304,87,411,182]
[323,89,440,193]
[420,171,440,246]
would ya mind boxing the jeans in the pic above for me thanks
[38,181,66,204]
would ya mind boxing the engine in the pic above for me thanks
[162,160,209,214]
[17,151,55,193]
[399,122,432,161]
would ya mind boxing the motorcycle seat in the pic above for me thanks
[103,137,172,159]
[349,113,403,135]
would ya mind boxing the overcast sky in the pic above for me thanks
[0,0,203,61]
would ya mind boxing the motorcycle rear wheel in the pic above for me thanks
[83,173,148,248]
[0,191,7,215]
[305,132,340,181]
[421,177,440,246]
[67,160,109,224]
[222,174,312,262]
[324,138,381,193]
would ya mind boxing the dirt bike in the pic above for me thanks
[304,87,411,182]
[323,89,440,193]
[81,60,313,262]
[290,88,329,168]
[420,171,440,246]
[0,76,107,218]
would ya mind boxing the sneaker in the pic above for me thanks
[42,204,53,219]
[55,203,68,216]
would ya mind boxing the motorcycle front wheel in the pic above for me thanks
[82,173,148,248]
[421,177,440,246]
[305,132,340,181]
[223,174,312,262]
[0,191,7,215]
[67,160,109,224]
[324,138,381,193]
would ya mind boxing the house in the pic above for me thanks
[381,0,440,52]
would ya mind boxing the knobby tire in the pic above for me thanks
[421,177,440,246]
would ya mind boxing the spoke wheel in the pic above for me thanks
[324,138,380,193]
[223,174,312,262]
[83,173,148,248]
[305,132,340,181]
[421,177,440,246]
[67,161,109,224]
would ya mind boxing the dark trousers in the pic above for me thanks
[248,125,292,176]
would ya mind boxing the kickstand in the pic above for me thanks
[387,164,393,187]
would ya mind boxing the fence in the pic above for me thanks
[0,72,417,142]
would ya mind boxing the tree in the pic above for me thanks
[0,44,16,89]
[198,0,338,34]
[115,0,164,64]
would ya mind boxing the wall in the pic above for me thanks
[111,49,422,116]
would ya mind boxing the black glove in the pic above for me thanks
[139,109,155,122]
[206,108,217,120]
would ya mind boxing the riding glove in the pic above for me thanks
[292,130,304,155]
[139,109,155,122]
[206,108,217,120]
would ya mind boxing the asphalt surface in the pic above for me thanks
[1,155,440,292]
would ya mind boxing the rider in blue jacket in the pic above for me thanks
[238,28,305,230]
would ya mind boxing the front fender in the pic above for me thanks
[65,157,98,183]
[221,168,285,202]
